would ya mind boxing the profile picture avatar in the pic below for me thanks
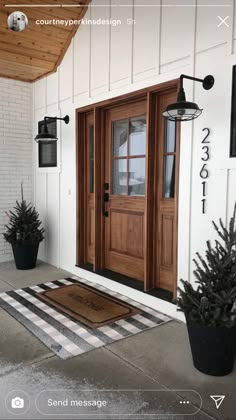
[11,397,24,409]
[7,11,28,32]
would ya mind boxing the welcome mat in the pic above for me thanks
[0,277,171,360]
[36,283,140,328]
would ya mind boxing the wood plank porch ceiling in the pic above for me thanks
[0,0,91,82]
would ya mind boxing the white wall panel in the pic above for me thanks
[196,0,230,53]
[110,1,132,88]
[59,102,76,271]
[91,0,110,94]
[59,42,73,102]
[195,45,232,170]
[47,174,60,267]
[189,44,233,282]
[35,173,47,261]
[177,121,193,284]
[133,0,160,77]
[74,19,90,97]
[189,168,228,284]
[160,58,191,75]
[46,71,59,107]
[160,0,194,66]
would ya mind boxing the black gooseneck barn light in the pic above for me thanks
[34,115,70,143]
[162,74,215,122]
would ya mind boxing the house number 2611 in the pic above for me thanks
[200,128,210,214]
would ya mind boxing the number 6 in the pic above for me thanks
[200,164,209,179]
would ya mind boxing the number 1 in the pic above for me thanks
[202,181,206,197]
[202,199,206,214]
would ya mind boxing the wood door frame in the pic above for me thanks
[76,78,180,295]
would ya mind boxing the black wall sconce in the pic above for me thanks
[163,74,215,122]
[34,115,70,143]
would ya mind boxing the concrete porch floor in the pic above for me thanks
[0,261,235,420]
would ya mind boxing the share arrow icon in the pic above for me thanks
[210,395,225,409]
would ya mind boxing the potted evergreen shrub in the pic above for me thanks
[3,185,45,270]
[177,205,236,376]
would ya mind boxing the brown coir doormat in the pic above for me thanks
[37,283,141,328]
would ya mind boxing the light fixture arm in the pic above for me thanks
[180,74,203,87]
[179,74,215,91]
[44,115,70,124]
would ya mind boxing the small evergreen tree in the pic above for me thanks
[177,204,236,327]
[3,184,45,245]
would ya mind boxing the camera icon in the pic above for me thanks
[11,397,25,409]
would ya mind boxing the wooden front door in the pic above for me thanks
[103,101,147,281]
[77,80,180,296]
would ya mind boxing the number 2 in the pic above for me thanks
[202,128,210,144]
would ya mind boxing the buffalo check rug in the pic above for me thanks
[0,276,171,360]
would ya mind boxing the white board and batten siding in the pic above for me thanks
[33,0,236,320]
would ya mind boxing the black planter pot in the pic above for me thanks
[186,317,236,376]
[12,242,39,270]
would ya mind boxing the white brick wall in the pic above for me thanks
[0,78,32,262]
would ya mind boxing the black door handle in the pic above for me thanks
[103,192,109,217]
[104,192,109,202]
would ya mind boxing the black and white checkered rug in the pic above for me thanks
[0,277,171,360]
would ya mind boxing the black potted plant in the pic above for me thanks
[3,185,45,270]
[177,204,236,376]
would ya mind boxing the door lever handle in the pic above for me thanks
[104,192,109,202]
[103,192,109,217]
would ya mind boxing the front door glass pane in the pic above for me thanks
[111,114,146,196]
[128,158,145,196]
[129,115,146,156]
[112,159,127,195]
[112,120,128,157]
